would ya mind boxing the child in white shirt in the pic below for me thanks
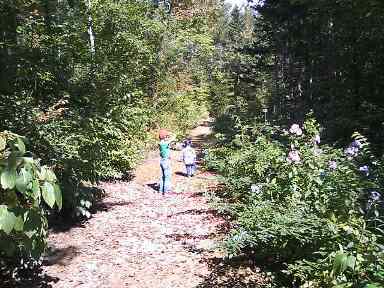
[182,139,196,177]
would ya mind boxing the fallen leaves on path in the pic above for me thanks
[38,121,268,288]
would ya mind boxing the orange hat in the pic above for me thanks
[159,129,170,140]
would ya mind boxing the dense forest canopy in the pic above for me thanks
[251,0,384,149]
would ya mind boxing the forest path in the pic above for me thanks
[41,119,230,288]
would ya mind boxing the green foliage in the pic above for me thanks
[0,131,61,271]
[253,0,384,151]
[0,0,213,221]
[154,87,209,137]
[206,115,384,287]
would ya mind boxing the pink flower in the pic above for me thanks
[287,150,300,163]
[289,124,303,136]
[313,147,322,156]
[329,160,337,170]
[314,135,320,145]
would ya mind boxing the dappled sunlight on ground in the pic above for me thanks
[39,120,226,288]
[37,119,267,288]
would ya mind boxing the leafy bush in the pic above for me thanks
[206,115,384,287]
[1,0,214,219]
[154,87,209,137]
[0,131,61,274]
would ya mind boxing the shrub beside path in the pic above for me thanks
[41,119,229,288]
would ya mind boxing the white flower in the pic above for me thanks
[251,184,262,194]
[314,135,320,145]
[328,160,337,170]
[289,124,303,136]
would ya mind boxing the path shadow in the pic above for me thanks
[48,184,109,232]
[168,208,219,217]
[166,232,217,255]
[195,255,271,288]
[48,184,106,233]
[43,245,79,266]
[48,215,87,233]
[175,171,187,177]
[187,191,206,198]
[91,200,134,212]
[146,182,159,192]
[1,265,59,288]
[166,232,213,241]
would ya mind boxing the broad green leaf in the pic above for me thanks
[13,216,24,231]
[53,184,62,210]
[8,152,17,170]
[42,182,55,208]
[38,167,48,181]
[15,137,26,154]
[0,206,17,234]
[15,168,32,193]
[31,238,45,259]
[332,252,348,276]
[31,180,40,200]
[24,210,43,238]
[1,168,16,190]
[45,169,57,182]
[346,255,356,270]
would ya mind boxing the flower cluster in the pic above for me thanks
[344,140,362,158]
[370,191,381,201]
[314,134,321,145]
[289,124,303,136]
[250,184,262,194]
[359,165,369,176]
[366,190,382,211]
[352,140,363,149]
[328,160,337,170]
[287,150,300,163]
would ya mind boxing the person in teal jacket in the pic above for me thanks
[158,129,175,195]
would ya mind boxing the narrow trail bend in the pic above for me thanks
[42,120,227,288]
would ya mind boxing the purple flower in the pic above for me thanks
[345,146,358,157]
[359,165,369,176]
[329,160,337,170]
[314,135,321,145]
[289,124,303,136]
[287,150,300,163]
[370,191,381,201]
[351,140,362,149]
[345,140,363,158]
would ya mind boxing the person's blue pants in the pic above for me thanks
[160,158,171,193]
[186,164,195,177]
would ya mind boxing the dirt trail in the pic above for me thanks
[41,119,226,288]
